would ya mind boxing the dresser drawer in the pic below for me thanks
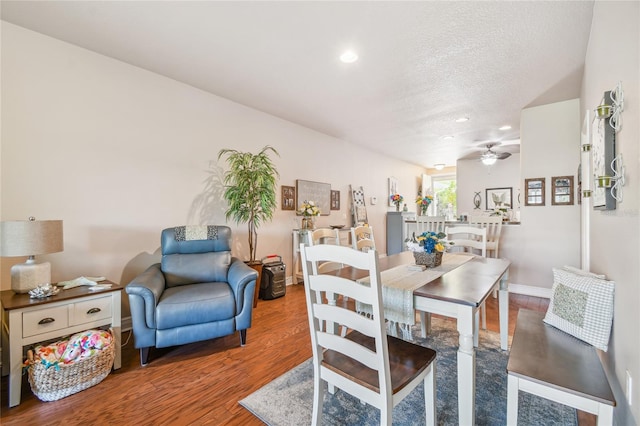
[23,305,69,338]
[70,296,112,326]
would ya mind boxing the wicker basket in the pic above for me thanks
[413,251,443,268]
[26,332,115,402]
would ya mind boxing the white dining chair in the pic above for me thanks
[300,244,437,426]
[350,225,375,252]
[416,216,446,234]
[468,216,503,258]
[445,226,490,343]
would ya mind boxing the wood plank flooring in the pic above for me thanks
[1,284,594,425]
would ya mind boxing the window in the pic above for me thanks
[432,175,457,220]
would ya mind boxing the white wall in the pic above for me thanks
[0,23,426,304]
[517,99,582,289]
[457,154,521,216]
[581,2,640,423]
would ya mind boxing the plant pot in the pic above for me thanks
[247,261,263,308]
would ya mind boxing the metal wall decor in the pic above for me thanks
[473,192,481,209]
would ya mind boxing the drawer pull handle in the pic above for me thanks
[38,317,55,325]
[87,308,101,314]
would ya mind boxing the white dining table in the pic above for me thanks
[332,251,511,425]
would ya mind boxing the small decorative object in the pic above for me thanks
[390,193,404,211]
[473,192,481,209]
[415,195,433,216]
[299,200,320,229]
[405,231,450,268]
[402,203,408,212]
[28,283,60,299]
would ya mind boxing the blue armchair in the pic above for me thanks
[125,225,257,365]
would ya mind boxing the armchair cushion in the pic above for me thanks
[156,282,235,329]
[162,251,231,288]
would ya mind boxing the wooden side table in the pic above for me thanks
[0,281,122,407]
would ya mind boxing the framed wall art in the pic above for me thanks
[330,190,340,210]
[281,185,295,210]
[388,177,399,206]
[524,178,545,206]
[485,187,512,210]
[551,176,574,206]
[296,179,330,215]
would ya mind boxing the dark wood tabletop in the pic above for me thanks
[328,251,510,307]
[0,280,122,311]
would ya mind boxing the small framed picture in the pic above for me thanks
[281,185,295,210]
[330,190,340,210]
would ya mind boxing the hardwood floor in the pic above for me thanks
[1,284,594,425]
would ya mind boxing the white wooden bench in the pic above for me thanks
[507,309,616,425]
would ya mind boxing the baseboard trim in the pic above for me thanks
[121,316,132,332]
[508,283,551,299]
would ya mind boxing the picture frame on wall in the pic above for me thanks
[281,185,295,210]
[388,177,398,206]
[485,187,512,210]
[330,190,340,210]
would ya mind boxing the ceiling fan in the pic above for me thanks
[479,143,511,165]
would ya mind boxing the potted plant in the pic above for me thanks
[218,146,279,303]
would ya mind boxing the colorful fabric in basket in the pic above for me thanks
[29,329,113,370]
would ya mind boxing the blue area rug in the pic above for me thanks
[240,318,578,425]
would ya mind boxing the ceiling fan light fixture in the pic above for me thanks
[434,163,445,170]
[340,50,358,63]
[482,152,498,166]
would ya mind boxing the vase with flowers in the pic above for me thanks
[415,194,434,216]
[299,200,320,229]
[390,193,404,212]
[405,231,451,267]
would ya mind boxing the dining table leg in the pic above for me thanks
[457,306,476,426]
[498,271,509,350]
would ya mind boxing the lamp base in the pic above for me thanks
[10,259,51,293]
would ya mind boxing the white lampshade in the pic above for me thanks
[0,218,64,293]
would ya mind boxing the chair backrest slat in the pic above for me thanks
[416,216,446,234]
[445,226,487,257]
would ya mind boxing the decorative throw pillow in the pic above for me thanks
[544,267,615,351]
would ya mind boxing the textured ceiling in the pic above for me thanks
[1,1,594,168]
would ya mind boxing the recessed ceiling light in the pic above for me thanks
[434,164,445,170]
[455,117,469,123]
[442,135,455,140]
[340,50,358,63]
[499,125,512,131]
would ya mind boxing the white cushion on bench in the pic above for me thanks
[544,267,614,351]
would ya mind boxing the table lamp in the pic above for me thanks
[0,217,64,293]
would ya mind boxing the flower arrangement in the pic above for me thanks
[390,193,404,210]
[406,231,449,254]
[298,200,320,217]
[415,195,434,215]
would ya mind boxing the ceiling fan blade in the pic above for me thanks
[497,152,512,160]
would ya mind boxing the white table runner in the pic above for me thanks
[356,253,474,339]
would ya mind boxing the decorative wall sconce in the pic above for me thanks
[595,154,625,202]
[595,81,624,132]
